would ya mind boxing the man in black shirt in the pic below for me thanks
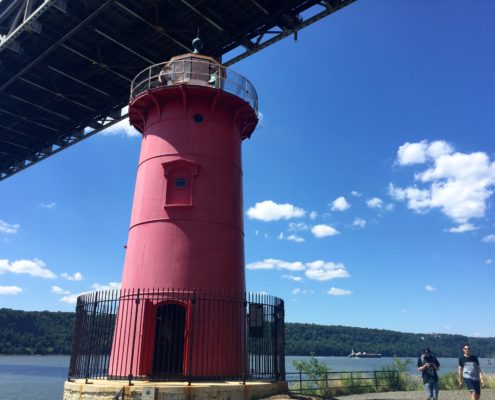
[458,344,484,400]
[417,347,440,400]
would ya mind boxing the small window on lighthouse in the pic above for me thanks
[175,177,188,189]
[162,159,200,207]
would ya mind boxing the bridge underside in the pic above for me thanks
[0,0,356,181]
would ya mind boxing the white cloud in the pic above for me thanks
[327,287,352,296]
[59,294,80,304]
[246,259,305,271]
[305,260,349,281]
[483,234,495,243]
[282,275,303,282]
[485,259,493,265]
[424,285,437,292]
[311,224,339,238]
[278,233,305,243]
[0,259,56,279]
[291,288,301,295]
[396,140,453,166]
[52,286,70,295]
[391,141,495,226]
[100,118,140,137]
[366,197,384,209]
[0,219,20,234]
[331,196,350,211]
[246,200,305,221]
[309,211,318,220]
[248,259,349,282]
[351,191,362,197]
[0,285,23,295]
[61,272,84,281]
[91,282,121,291]
[352,218,366,228]
[447,223,477,233]
[288,222,310,232]
[39,202,56,209]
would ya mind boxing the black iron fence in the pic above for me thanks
[68,289,284,384]
[287,370,400,397]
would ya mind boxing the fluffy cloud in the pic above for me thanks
[327,287,352,296]
[424,285,437,292]
[0,285,23,295]
[99,117,140,137]
[366,197,384,209]
[390,140,495,228]
[246,259,305,271]
[352,218,366,228]
[52,286,70,295]
[331,196,350,211]
[486,259,493,265]
[0,259,56,279]
[309,211,318,220]
[61,272,84,281]
[278,233,305,243]
[92,282,121,291]
[305,261,349,281]
[58,281,121,304]
[351,191,362,197]
[483,234,495,243]
[447,223,477,233]
[246,200,305,221]
[247,259,349,282]
[311,224,339,238]
[396,140,453,165]
[0,219,20,234]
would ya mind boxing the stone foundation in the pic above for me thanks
[63,379,288,400]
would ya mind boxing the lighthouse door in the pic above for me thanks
[152,303,186,376]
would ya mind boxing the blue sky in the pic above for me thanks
[1,0,494,338]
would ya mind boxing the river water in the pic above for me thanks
[1,355,494,400]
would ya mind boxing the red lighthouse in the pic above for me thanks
[109,39,259,379]
[121,41,257,293]
[66,38,285,399]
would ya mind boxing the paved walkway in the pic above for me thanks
[333,389,495,399]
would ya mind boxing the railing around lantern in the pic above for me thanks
[129,58,258,114]
[67,289,284,385]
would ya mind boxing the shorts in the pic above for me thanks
[464,378,481,395]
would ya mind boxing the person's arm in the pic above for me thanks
[458,365,463,386]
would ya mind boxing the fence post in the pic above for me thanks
[128,289,140,386]
[187,290,196,386]
[272,304,279,381]
[85,292,98,384]
[374,371,378,391]
[299,370,303,394]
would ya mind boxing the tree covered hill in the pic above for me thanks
[0,308,74,355]
[285,323,495,358]
[1,308,494,357]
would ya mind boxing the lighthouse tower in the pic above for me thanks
[64,38,286,400]
[108,38,258,379]
[121,38,257,294]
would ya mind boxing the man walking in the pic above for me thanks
[458,344,484,400]
[418,347,440,400]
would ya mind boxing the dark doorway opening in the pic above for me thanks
[152,303,186,377]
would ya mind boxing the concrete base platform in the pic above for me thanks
[63,379,288,400]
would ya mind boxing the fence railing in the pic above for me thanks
[68,288,284,384]
[130,58,258,113]
[287,370,400,397]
